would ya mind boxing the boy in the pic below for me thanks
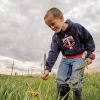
[41,7,95,100]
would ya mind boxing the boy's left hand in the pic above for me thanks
[85,58,92,65]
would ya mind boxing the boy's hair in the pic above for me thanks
[44,7,63,19]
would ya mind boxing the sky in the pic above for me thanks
[0,0,100,74]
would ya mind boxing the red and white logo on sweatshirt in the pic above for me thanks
[62,35,75,49]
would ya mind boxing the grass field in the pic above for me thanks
[0,73,100,100]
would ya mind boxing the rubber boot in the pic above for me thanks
[57,84,70,100]
[73,88,82,100]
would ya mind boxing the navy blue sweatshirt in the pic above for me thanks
[46,19,95,72]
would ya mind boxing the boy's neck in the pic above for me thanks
[61,23,69,32]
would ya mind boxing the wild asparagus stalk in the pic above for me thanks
[44,53,46,73]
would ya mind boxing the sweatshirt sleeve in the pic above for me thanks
[46,34,60,72]
[76,23,95,58]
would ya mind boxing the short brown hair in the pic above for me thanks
[44,7,63,19]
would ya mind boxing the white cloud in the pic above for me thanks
[0,6,5,12]
[0,56,42,75]
[0,0,100,74]
[1,0,12,5]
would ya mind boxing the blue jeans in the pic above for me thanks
[56,57,85,89]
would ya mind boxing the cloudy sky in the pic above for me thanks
[0,0,100,74]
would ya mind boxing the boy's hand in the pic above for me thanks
[41,70,49,80]
[85,58,92,65]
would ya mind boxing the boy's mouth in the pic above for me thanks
[53,27,59,31]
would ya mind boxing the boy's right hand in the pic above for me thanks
[41,70,49,80]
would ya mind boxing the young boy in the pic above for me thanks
[41,7,95,100]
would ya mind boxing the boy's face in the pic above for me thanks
[44,13,64,33]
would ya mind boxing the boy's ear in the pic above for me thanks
[59,15,64,20]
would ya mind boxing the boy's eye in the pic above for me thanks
[48,23,55,28]
[51,23,55,26]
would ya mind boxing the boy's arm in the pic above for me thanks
[41,34,60,80]
[76,23,95,59]
[46,34,60,72]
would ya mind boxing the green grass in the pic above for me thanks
[0,73,100,100]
